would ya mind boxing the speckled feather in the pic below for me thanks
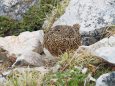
[44,24,81,56]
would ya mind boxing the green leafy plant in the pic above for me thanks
[43,68,86,86]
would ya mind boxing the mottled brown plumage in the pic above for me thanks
[44,24,81,56]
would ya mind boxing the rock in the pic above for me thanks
[77,35,115,64]
[95,47,115,64]
[81,27,110,45]
[44,24,81,56]
[1,30,44,56]
[43,47,56,58]
[0,0,37,20]
[11,51,44,67]
[0,30,44,66]
[82,68,88,74]
[51,64,61,73]
[74,66,88,74]
[53,0,115,45]
[96,72,115,86]
[0,75,6,85]
[0,70,11,85]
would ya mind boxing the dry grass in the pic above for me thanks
[5,68,44,86]
[43,50,111,86]
[107,25,115,35]
[43,0,70,32]
[73,50,104,67]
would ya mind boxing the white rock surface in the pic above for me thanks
[0,30,44,56]
[43,48,56,58]
[0,0,37,20]
[53,0,115,45]
[77,35,115,64]
[96,72,115,86]
[12,51,44,67]
[95,47,115,64]
[0,30,44,66]
[53,0,115,33]
[0,75,6,85]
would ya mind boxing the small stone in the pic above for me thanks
[82,68,88,74]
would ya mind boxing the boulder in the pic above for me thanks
[53,0,115,45]
[96,72,115,86]
[0,30,44,66]
[0,0,37,20]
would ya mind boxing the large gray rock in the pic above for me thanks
[53,0,115,45]
[0,0,37,20]
[96,72,115,86]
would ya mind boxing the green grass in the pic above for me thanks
[43,52,86,86]
[43,52,111,86]
[43,68,87,86]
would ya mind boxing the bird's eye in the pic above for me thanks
[15,60,21,66]
[56,29,60,31]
